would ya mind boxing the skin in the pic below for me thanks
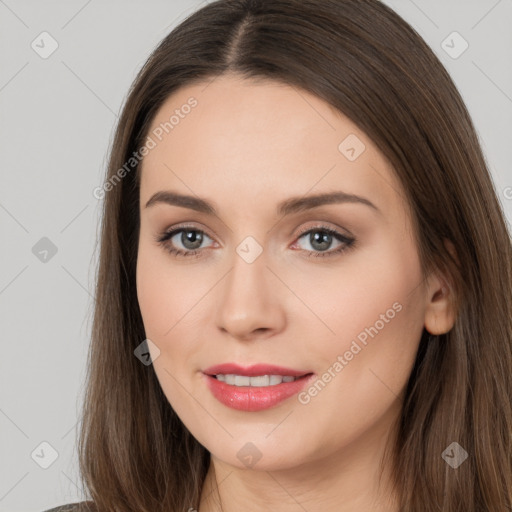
[136,73,456,511]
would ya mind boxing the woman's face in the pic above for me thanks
[136,74,443,472]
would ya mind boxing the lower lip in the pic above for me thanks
[203,373,315,411]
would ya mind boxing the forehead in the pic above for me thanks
[139,74,407,220]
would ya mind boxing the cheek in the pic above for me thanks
[290,230,425,380]
[136,241,217,391]
[136,248,170,336]
[136,242,205,337]
[290,241,425,449]
[353,258,424,389]
[293,228,422,328]
[136,245,201,406]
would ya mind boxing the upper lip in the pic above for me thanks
[203,363,312,377]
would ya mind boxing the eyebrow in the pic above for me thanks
[144,190,380,217]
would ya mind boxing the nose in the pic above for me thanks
[215,246,287,341]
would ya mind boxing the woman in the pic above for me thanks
[44,0,512,510]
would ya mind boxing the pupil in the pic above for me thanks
[182,230,203,250]
[311,231,331,251]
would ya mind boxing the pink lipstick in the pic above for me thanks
[202,363,315,412]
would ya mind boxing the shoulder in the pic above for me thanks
[42,501,96,512]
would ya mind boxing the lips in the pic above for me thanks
[202,363,315,412]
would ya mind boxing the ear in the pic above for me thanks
[423,240,458,336]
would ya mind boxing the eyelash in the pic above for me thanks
[155,223,357,260]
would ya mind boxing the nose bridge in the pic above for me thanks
[215,234,286,338]
[224,236,270,305]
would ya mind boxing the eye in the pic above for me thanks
[156,226,215,258]
[292,225,356,258]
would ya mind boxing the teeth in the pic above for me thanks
[269,375,283,385]
[215,374,298,386]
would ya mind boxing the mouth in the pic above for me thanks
[202,363,315,411]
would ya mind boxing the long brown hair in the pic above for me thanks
[77,0,512,510]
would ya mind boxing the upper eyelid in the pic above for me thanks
[162,224,215,241]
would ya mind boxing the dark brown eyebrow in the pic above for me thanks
[144,190,380,216]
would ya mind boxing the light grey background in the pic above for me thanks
[1,1,511,511]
